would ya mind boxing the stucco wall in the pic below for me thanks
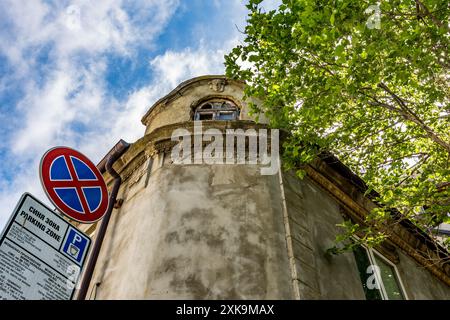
[282,171,450,300]
[85,151,450,300]
[88,156,450,300]
[282,172,366,299]
[89,160,293,299]
[81,75,449,300]
[396,250,450,299]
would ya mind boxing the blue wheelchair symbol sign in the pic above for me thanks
[61,227,90,265]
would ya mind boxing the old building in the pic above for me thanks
[77,75,450,299]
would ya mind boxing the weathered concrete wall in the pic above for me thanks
[282,172,366,299]
[282,171,450,300]
[85,151,450,300]
[395,250,450,299]
[89,160,293,299]
[81,75,450,300]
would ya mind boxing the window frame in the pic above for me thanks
[354,239,409,300]
[193,99,240,121]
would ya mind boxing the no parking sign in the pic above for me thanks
[40,147,109,223]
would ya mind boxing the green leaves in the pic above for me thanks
[225,0,450,253]
[330,11,336,26]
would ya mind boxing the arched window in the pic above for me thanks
[194,100,240,121]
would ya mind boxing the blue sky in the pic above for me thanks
[0,0,280,229]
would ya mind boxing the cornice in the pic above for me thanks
[305,163,450,286]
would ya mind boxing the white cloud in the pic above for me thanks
[81,41,238,161]
[4,0,181,153]
[260,0,282,11]
[0,0,249,229]
[150,47,225,88]
[0,0,181,228]
[0,162,49,229]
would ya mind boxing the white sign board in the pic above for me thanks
[0,193,91,300]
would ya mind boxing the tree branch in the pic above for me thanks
[377,83,450,154]
[415,0,449,31]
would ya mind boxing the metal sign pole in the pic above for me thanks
[76,140,130,300]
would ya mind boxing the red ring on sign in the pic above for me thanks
[40,147,109,223]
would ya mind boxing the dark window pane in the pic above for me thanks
[373,254,404,300]
[353,245,383,300]
[216,112,236,120]
[198,113,213,120]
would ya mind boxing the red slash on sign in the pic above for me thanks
[40,147,109,223]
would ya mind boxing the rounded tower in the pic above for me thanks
[85,75,294,299]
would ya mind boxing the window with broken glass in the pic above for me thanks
[194,100,240,121]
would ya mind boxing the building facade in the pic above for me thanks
[78,75,450,299]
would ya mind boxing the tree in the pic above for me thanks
[225,0,450,254]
